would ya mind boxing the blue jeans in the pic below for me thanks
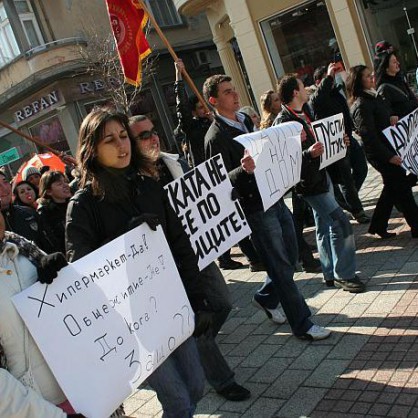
[303,176,356,282]
[195,262,235,391]
[249,199,313,336]
[147,337,204,418]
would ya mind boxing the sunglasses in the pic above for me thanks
[136,129,158,140]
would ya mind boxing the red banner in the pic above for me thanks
[105,0,152,86]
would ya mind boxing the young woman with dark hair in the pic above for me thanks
[347,65,418,239]
[66,107,206,418]
[37,171,72,254]
[13,180,39,210]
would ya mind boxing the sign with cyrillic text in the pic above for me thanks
[383,107,418,175]
[235,122,302,211]
[164,154,251,270]
[311,113,346,170]
[13,225,193,418]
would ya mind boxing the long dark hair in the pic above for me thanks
[38,170,67,205]
[13,180,38,207]
[346,65,368,105]
[77,107,153,197]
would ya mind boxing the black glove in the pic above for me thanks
[231,188,241,201]
[128,213,160,231]
[193,310,214,337]
[37,252,68,284]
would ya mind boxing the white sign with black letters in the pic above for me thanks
[383,107,418,175]
[164,154,251,270]
[235,122,303,211]
[13,225,193,418]
[311,113,346,170]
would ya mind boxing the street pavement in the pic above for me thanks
[124,166,418,417]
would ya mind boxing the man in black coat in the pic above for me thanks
[309,64,369,223]
[204,74,331,341]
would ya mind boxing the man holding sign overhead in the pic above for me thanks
[204,74,330,341]
[276,74,365,293]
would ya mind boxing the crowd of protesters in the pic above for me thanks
[1,39,418,417]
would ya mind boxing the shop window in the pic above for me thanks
[356,0,418,86]
[29,116,70,154]
[260,0,337,86]
[145,0,183,27]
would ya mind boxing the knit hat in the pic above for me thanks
[374,40,394,58]
[22,166,41,181]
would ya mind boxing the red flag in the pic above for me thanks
[105,0,152,86]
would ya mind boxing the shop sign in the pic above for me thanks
[78,77,120,94]
[0,147,20,166]
[14,90,62,124]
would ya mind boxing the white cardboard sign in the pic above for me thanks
[383,107,418,175]
[164,154,251,270]
[13,224,194,418]
[235,123,303,211]
[311,113,346,169]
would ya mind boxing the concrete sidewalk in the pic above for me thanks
[124,167,418,417]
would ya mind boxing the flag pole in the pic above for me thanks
[0,120,58,154]
[0,120,77,165]
[137,0,212,115]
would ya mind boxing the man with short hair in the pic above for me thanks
[276,73,366,293]
[203,74,331,340]
[129,115,251,402]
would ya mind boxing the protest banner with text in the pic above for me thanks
[235,122,303,211]
[13,225,193,418]
[383,107,418,175]
[311,112,346,170]
[164,154,251,270]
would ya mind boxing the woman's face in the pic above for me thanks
[386,54,400,76]
[96,120,131,169]
[361,68,374,91]
[16,184,36,206]
[270,93,282,114]
[47,177,72,203]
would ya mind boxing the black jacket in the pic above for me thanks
[37,200,68,254]
[2,205,41,245]
[377,74,418,119]
[309,76,354,137]
[204,114,263,214]
[174,81,212,166]
[65,173,204,309]
[274,106,328,196]
[350,91,395,165]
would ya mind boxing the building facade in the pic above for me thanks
[0,0,222,174]
[174,0,418,111]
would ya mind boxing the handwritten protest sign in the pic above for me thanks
[13,225,193,418]
[235,122,302,211]
[383,107,418,175]
[311,113,346,169]
[164,154,251,270]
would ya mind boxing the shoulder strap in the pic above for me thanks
[378,83,409,99]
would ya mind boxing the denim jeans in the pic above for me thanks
[147,337,204,418]
[249,199,313,336]
[195,262,235,391]
[303,175,356,282]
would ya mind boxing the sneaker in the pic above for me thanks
[353,210,370,224]
[218,259,243,270]
[301,258,322,273]
[249,261,266,272]
[251,297,286,324]
[216,382,251,401]
[300,324,331,341]
[334,275,366,293]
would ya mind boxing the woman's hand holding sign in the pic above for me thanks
[309,141,324,158]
